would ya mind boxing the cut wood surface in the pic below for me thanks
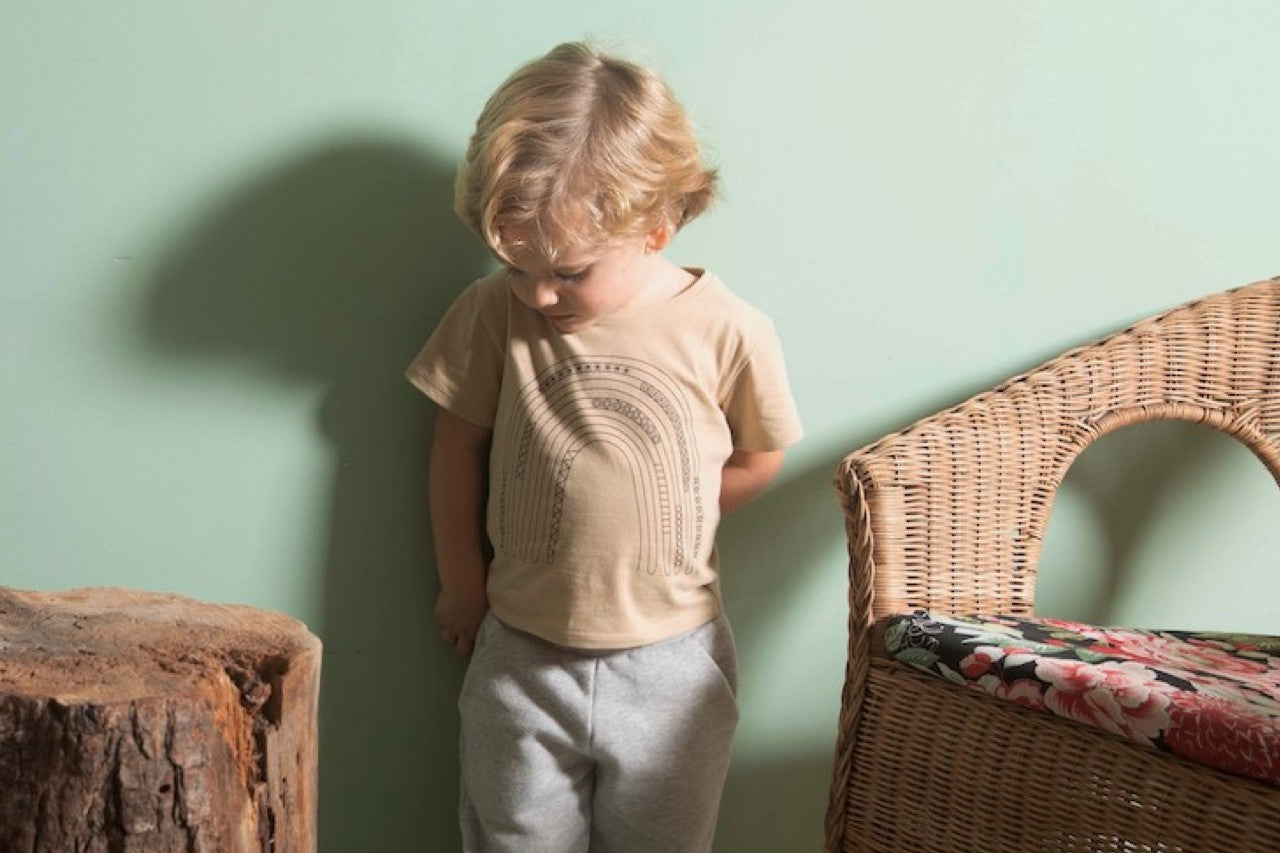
[0,586,321,852]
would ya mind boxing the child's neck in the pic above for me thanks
[630,254,698,309]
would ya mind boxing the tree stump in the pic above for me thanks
[0,586,321,852]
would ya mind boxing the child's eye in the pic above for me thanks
[557,269,588,284]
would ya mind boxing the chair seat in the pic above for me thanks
[884,610,1280,786]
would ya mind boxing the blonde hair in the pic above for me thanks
[455,41,718,263]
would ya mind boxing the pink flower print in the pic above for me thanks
[960,646,1005,678]
[1035,617,1098,635]
[1035,658,1173,745]
[960,646,1038,679]
[975,676,1048,711]
[1164,692,1280,784]
[1094,629,1269,682]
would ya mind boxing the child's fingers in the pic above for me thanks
[439,621,477,656]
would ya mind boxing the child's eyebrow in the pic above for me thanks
[504,261,594,276]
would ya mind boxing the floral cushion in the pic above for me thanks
[884,610,1280,786]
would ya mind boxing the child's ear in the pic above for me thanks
[645,224,673,253]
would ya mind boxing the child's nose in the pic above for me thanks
[532,280,559,308]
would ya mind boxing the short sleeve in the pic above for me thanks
[404,277,506,428]
[722,319,804,452]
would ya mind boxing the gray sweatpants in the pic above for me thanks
[458,612,740,853]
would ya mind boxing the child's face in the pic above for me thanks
[501,223,654,334]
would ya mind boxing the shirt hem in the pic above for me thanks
[489,601,724,651]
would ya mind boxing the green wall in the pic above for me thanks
[4,2,1278,849]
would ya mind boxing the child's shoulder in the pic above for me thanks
[439,268,510,327]
[693,270,782,343]
[460,268,510,303]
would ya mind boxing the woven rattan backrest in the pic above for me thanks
[835,276,1280,625]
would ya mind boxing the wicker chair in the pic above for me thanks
[824,276,1280,852]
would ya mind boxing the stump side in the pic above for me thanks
[0,690,255,852]
[0,587,321,852]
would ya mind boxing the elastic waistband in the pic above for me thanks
[486,611,730,657]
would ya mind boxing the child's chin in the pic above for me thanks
[550,314,592,332]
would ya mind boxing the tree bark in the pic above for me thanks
[0,586,321,852]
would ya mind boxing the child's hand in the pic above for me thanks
[435,582,489,656]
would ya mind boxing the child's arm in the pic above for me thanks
[719,448,785,516]
[429,407,493,655]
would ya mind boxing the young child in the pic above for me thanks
[406,41,803,852]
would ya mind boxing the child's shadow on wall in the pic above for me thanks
[148,140,487,851]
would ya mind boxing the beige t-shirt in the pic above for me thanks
[406,268,803,648]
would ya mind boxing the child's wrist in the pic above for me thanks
[439,565,487,594]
